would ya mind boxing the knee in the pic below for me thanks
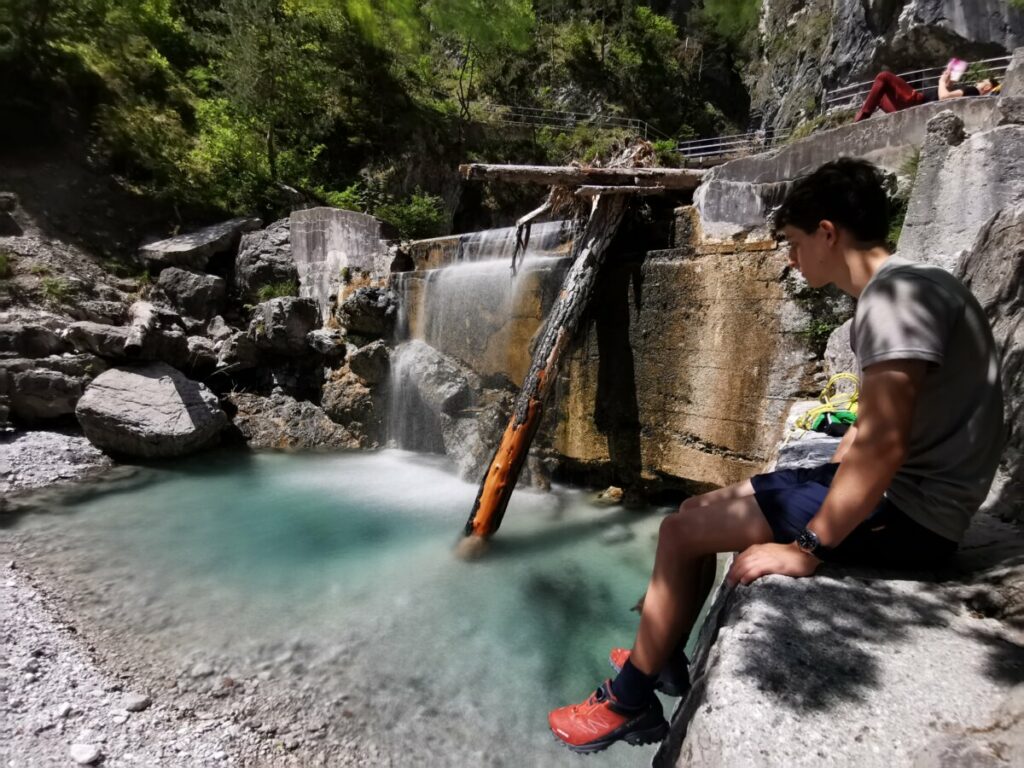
[658,510,697,555]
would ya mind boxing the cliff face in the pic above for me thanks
[751,0,1024,131]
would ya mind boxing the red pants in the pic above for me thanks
[855,71,925,122]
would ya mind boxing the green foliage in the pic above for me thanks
[0,251,12,279]
[788,109,855,142]
[29,263,51,276]
[41,276,73,304]
[376,189,447,239]
[257,279,299,301]
[963,61,995,86]
[695,0,761,50]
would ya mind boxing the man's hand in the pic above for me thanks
[726,542,820,586]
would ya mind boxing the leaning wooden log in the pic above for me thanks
[460,194,629,549]
[459,163,704,190]
[576,184,665,197]
[124,301,157,356]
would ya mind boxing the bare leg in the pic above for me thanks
[685,478,755,508]
[629,494,773,675]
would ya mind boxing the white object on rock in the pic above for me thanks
[69,743,102,765]
[123,693,152,712]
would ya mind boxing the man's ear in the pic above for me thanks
[818,219,837,245]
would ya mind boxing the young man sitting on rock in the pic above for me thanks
[548,158,1006,754]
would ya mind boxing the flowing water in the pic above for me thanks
[10,450,687,766]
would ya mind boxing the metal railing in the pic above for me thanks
[675,128,791,161]
[822,55,1012,112]
[471,102,671,141]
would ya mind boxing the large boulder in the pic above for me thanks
[389,340,475,415]
[234,218,296,302]
[955,204,1024,524]
[248,297,320,356]
[216,331,262,371]
[156,267,226,320]
[338,287,397,340]
[1,354,106,423]
[823,319,858,379]
[306,328,347,365]
[75,363,227,458]
[139,217,261,271]
[227,391,361,450]
[440,392,513,480]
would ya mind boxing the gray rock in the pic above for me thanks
[139,217,261,270]
[64,321,130,359]
[217,331,262,371]
[347,340,389,384]
[389,340,475,417]
[9,368,85,420]
[227,391,361,451]
[955,204,1024,524]
[1002,46,1024,99]
[995,96,1024,127]
[248,297,320,356]
[234,218,296,302]
[306,329,347,363]
[823,319,858,379]
[206,315,233,341]
[439,394,511,481]
[900,118,1024,271]
[69,743,102,765]
[338,288,397,340]
[321,369,383,447]
[0,323,70,357]
[156,267,226,320]
[185,336,218,374]
[72,300,128,325]
[75,363,227,458]
[123,693,151,712]
[0,191,16,211]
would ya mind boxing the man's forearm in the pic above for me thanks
[807,433,904,548]
[830,424,858,463]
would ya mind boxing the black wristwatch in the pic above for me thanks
[796,528,830,556]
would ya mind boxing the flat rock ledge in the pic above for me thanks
[656,403,1024,768]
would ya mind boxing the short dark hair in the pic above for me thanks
[772,157,890,245]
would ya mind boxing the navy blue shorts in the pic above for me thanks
[750,462,958,568]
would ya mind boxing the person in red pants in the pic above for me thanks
[854,65,998,122]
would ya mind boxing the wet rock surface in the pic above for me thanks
[347,340,389,385]
[338,287,397,341]
[75,363,227,458]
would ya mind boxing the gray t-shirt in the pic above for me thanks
[850,256,1005,542]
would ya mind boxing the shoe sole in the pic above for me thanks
[553,720,670,754]
[609,659,688,699]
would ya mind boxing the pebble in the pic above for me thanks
[123,692,152,712]
[69,743,102,765]
[190,661,215,678]
[54,702,73,719]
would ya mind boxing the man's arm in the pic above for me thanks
[727,359,926,585]
[806,359,926,546]
[831,423,858,463]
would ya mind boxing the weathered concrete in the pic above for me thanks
[900,113,1024,271]
[657,403,1024,768]
[289,208,390,319]
[552,248,816,491]
[695,98,998,240]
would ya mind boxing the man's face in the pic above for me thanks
[781,223,833,288]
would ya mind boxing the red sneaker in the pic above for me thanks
[609,647,690,697]
[548,679,668,754]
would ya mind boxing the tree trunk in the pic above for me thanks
[459,163,703,190]
[462,194,629,540]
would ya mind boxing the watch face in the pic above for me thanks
[797,529,818,553]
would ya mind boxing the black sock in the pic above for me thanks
[610,658,657,709]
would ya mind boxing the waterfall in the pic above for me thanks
[388,221,575,452]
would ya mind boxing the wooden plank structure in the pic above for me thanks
[456,158,703,556]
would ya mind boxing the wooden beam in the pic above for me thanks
[458,163,704,190]
[576,184,665,197]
